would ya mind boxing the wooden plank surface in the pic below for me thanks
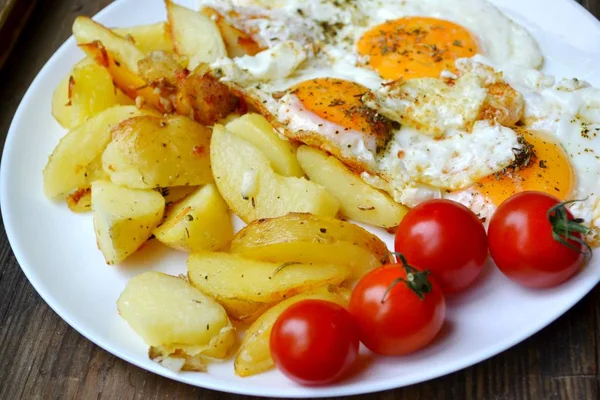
[0,1,599,399]
[0,0,37,69]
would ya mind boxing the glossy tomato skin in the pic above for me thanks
[394,199,488,293]
[269,299,359,386]
[488,191,586,288]
[349,265,446,356]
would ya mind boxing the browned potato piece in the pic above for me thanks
[66,188,91,213]
[235,286,350,377]
[73,17,166,112]
[174,65,240,126]
[136,52,239,126]
[187,252,350,322]
[201,7,264,57]
[73,16,144,74]
[231,213,390,279]
[102,115,213,189]
[166,1,227,69]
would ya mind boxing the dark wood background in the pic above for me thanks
[1,1,600,399]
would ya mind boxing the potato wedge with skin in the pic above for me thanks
[118,271,235,372]
[225,113,304,177]
[200,7,264,58]
[235,285,350,377]
[231,213,390,279]
[43,105,149,199]
[166,1,227,70]
[210,125,339,223]
[103,115,213,189]
[92,181,165,264]
[113,22,174,53]
[154,184,233,252]
[187,252,350,322]
[297,145,409,228]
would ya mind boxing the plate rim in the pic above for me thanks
[2,0,600,397]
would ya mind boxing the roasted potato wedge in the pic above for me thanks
[92,180,165,264]
[52,57,94,127]
[74,17,165,111]
[187,252,350,322]
[225,114,304,177]
[210,125,339,223]
[154,184,233,252]
[70,63,129,127]
[230,213,390,279]
[73,16,144,73]
[297,145,409,228]
[102,115,213,189]
[235,285,350,377]
[43,105,149,199]
[166,1,226,70]
[113,22,174,53]
[200,7,263,58]
[118,271,235,372]
[52,59,132,129]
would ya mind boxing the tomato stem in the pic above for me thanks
[547,200,592,259]
[383,252,433,302]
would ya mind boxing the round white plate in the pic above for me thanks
[2,0,600,397]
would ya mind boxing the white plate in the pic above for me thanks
[2,0,600,397]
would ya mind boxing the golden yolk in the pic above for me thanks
[477,129,575,206]
[357,17,479,80]
[291,77,392,139]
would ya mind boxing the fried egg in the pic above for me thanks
[435,58,600,243]
[197,0,600,240]
[205,0,537,171]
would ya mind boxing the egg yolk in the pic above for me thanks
[291,77,392,140]
[476,129,575,206]
[357,17,479,80]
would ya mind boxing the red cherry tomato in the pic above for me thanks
[349,261,446,355]
[270,299,359,386]
[488,191,590,288]
[394,199,488,293]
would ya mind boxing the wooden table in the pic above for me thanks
[1,1,600,399]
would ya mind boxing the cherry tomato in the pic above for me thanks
[394,199,488,293]
[270,299,359,386]
[349,261,446,355]
[488,191,590,288]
